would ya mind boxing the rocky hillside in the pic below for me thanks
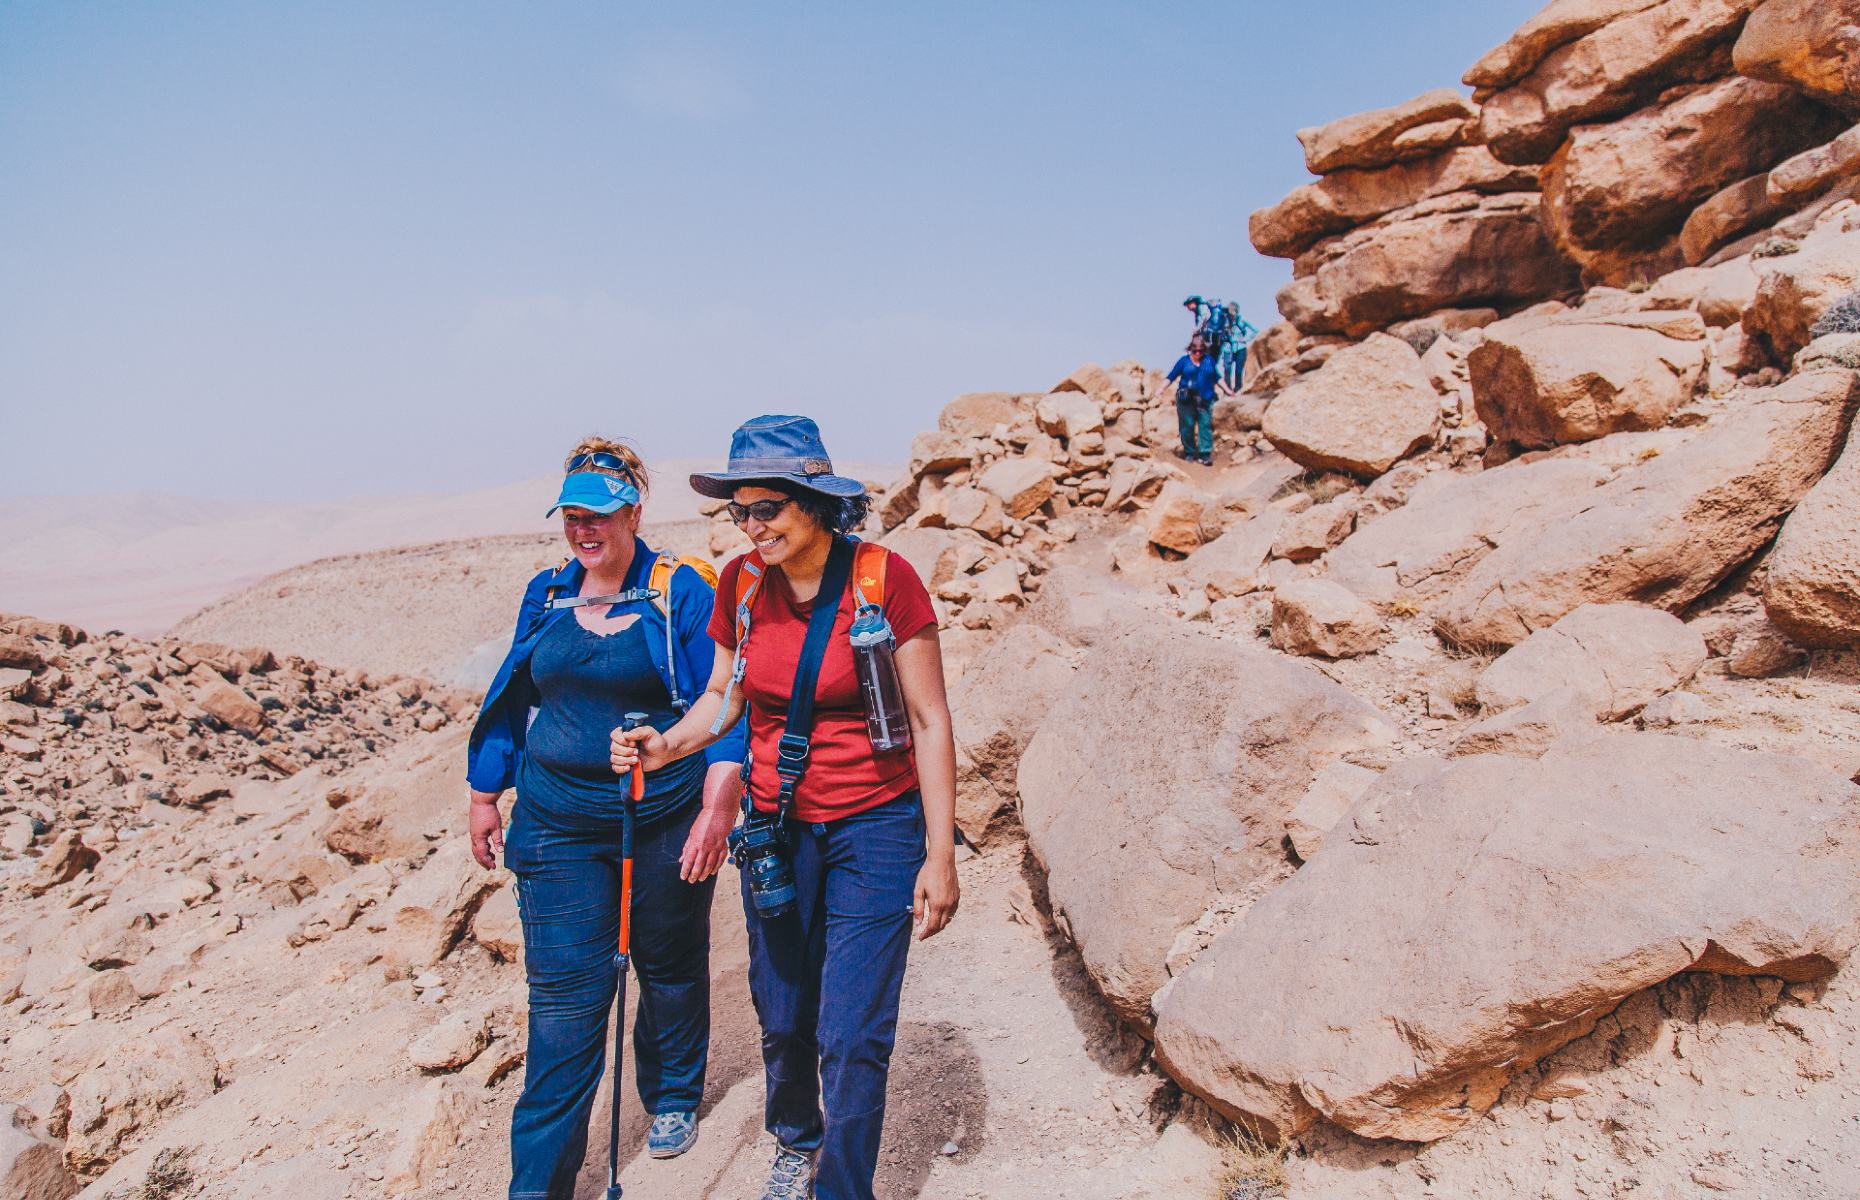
[8,3,1860,1197]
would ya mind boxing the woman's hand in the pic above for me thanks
[679,805,732,882]
[913,853,960,940]
[469,793,504,869]
[610,724,670,776]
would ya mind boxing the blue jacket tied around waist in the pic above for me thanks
[467,537,745,793]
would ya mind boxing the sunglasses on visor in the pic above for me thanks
[567,452,637,478]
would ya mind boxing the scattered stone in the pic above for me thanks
[1727,620,1808,677]
[1449,688,1602,759]
[1286,761,1379,861]
[384,848,507,970]
[64,1028,220,1174]
[1270,580,1389,659]
[410,1008,492,1072]
[25,832,99,897]
[383,1078,476,1192]
[191,677,265,735]
[472,887,522,962]
[975,459,1054,521]
[1145,481,1220,554]
[1474,603,1707,718]
[84,969,138,1019]
[1640,690,1711,727]
[0,1103,79,1200]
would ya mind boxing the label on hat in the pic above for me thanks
[605,477,625,495]
[802,458,830,475]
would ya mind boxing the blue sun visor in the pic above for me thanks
[545,471,641,517]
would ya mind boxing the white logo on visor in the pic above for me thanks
[605,478,624,496]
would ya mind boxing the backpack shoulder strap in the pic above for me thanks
[851,541,889,610]
[712,550,767,736]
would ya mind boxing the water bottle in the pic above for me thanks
[848,602,912,753]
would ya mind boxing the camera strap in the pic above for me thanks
[767,536,855,824]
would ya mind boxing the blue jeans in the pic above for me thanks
[744,792,926,1200]
[1177,395,1214,458]
[505,795,716,1200]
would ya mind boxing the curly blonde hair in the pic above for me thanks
[563,435,651,498]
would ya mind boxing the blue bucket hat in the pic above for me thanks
[688,415,866,500]
[545,471,641,517]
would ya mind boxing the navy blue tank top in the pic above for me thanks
[519,614,702,828]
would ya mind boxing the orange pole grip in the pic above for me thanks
[617,857,634,956]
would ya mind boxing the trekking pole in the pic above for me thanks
[607,711,649,1200]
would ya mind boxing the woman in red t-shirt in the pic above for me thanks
[611,414,958,1200]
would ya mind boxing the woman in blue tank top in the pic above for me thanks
[466,437,747,1197]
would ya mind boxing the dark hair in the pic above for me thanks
[771,482,871,535]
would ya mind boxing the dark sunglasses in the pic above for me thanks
[567,452,637,479]
[727,497,794,525]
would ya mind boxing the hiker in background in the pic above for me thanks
[466,437,746,1197]
[1159,335,1230,465]
[611,414,960,1200]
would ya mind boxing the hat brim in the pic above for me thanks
[688,471,867,501]
[544,497,632,517]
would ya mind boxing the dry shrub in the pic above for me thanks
[1752,235,1801,259]
[1217,1124,1288,1199]
[140,1147,196,1199]
[1809,292,1860,338]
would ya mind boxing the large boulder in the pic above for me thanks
[1768,126,1860,208]
[947,624,1077,844]
[1296,88,1477,175]
[1469,310,1710,447]
[1475,602,1707,717]
[1539,77,1844,279]
[1261,334,1440,477]
[1763,421,1860,645]
[1477,0,1765,166]
[1251,148,1539,259]
[975,458,1055,521]
[1463,0,1666,90]
[1745,213,1860,359]
[1680,173,1792,264]
[1018,621,1397,1028]
[1734,0,1860,109]
[1278,192,1582,337]
[938,392,1023,439]
[1152,734,1860,1142]
[64,1028,220,1174]
[1437,369,1860,646]
[1326,456,1612,606]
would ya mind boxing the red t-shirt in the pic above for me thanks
[708,547,937,823]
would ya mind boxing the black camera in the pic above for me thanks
[729,812,797,920]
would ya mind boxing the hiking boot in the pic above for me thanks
[761,1143,815,1199]
[647,1111,698,1159]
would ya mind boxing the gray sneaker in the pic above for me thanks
[647,1111,698,1158]
[761,1143,815,1199]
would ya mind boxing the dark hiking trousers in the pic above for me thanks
[505,795,716,1200]
[1177,393,1215,458]
[743,791,926,1200]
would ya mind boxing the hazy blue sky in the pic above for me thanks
[1,2,1542,500]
